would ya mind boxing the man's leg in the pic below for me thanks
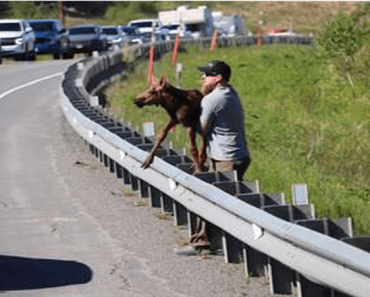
[234,156,251,181]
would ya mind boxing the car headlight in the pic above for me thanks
[113,38,122,43]
[15,37,24,45]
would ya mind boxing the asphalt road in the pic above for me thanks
[0,59,283,297]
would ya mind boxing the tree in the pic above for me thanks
[9,2,59,19]
[318,5,370,89]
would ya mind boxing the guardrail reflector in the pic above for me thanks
[292,184,308,205]
[252,224,264,239]
[119,150,126,160]
[143,122,155,137]
[169,178,177,190]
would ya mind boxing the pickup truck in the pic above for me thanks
[0,19,36,61]
[28,19,65,59]
[127,19,169,42]
[59,24,108,59]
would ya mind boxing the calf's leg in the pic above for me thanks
[142,120,177,169]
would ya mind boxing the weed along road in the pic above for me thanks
[0,60,282,297]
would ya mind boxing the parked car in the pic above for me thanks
[101,25,124,50]
[59,24,108,59]
[127,19,169,42]
[0,19,36,61]
[121,26,145,45]
[28,19,65,59]
[268,28,296,37]
[165,22,193,39]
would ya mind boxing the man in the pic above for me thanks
[175,60,251,255]
[199,60,251,181]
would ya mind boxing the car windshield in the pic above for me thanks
[168,24,180,30]
[69,27,97,35]
[122,28,137,36]
[186,24,201,32]
[0,23,21,31]
[130,21,153,28]
[30,22,55,31]
[102,28,118,35]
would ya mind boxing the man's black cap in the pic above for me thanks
[198,60,231,80]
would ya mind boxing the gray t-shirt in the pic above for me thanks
[200,84,249,161]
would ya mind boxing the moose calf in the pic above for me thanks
[134,76,206,173]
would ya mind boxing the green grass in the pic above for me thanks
[104,43,370,235]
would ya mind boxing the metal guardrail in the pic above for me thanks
[60,37,370,297]
[124,34,315,62]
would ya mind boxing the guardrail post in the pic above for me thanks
[335,237,370,297]
[295,218,353,297]
[115,163,123,179]
[138,179,149,198]
[263,204,315,295]
[237,192,285,276]
[187,211,198,238]
[148,185,161,208]
[122,167,131,185]
[103,154,109,168]
[130,174,139,191]
[108,157,115,173]
[211,179,259,262]
[173,201,187,226]
[89,143,95,155]
[160,193,173,214]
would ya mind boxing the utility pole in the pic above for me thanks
[256,10,264,48]
[59,1,65,27]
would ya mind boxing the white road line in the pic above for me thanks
[0,72,63,101]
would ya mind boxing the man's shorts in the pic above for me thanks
[209,156,251,181]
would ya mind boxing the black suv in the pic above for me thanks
[60,24,108,59]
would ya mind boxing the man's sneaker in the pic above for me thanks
[174,245,199,256]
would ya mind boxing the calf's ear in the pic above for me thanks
[148,75,159,88]
[160,75,166,86]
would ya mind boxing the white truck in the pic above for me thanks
[212,11,245,37]
[0,19,36,61]
[127,19,169,42]
[158,5,214,39]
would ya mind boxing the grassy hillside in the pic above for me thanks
[214,1,360,34]
[104,40,370,235]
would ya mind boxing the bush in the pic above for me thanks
[318,11,363,59]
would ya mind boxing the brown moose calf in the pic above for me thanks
[134,76,206,173]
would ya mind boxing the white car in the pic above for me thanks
[101,25,124,50]
[0,19,36,61]
[128,19,169,42]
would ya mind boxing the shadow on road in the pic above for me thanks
[0,255,93,291]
